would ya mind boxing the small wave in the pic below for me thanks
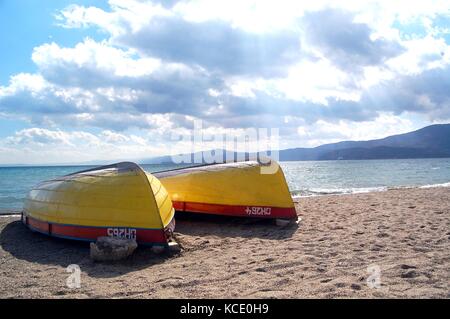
[419,182,450,189]
[291,182,450,197]
[291,186,387,197]
[0,213,21,217]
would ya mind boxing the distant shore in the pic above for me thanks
[0,187,449,298]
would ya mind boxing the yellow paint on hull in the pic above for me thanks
[24,162,175,230]
[154,161,296,219]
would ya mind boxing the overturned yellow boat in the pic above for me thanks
[22,162,175,246]
[154,161,297,220]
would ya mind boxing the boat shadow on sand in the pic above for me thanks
[0,215,298,278]
[174,212,298,240]
[0,220,175,278]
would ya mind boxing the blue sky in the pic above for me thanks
[0,0,107,138]
[0,0,109,85]
[0,0,450,164]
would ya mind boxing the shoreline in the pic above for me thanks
[0,186,449,298]
[0,211,21,216]
[293,183,450,198]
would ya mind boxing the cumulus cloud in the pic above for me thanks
[0,128,170,164]
[1,39,225,127]
[289,113,419,148]
[32,40,162,83]
[360,64,450,119]
[1,0,450,163]
[116,16,302,77]
[31,39,223,116]
[302,9,405,74]
[5,128,74,146]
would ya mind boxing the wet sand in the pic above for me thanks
[0,187,449,298]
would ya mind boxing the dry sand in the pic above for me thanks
[0,187,449,298]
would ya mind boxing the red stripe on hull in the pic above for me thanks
[27,216,50,233]
[52,223,108,241]
[23,215,168,245]
[172,201,297,219]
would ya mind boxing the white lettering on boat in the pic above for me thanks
[245,207,272,216]
[107,228,137,239]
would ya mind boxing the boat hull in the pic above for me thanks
[154,161,297,220]
[22,162,175,246]
[22,213,173,245]
[172,201,296,219]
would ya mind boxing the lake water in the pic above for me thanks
[1,158,449,211]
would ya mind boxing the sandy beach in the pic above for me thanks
[0,187,448,298]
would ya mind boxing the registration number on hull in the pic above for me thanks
[245,207,272,216]
[107,228,137,239]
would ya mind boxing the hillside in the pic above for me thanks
[140,124,450,163]
[279,124,450,160]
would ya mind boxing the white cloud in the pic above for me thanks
[32,39,162,78]
[0,73,47,96]
[0,128,171,164]
[55,0,173,35]
[387,36,450,75]
[289,112,421,148]
[5,128,74,146]
[1,0,450,163]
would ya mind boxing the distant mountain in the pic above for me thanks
[139,149,251,164]
[140,124,450,163]
[279,123,450,161]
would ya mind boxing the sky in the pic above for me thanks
[1,0,450,164]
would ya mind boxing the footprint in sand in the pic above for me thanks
[401,270,419,278]
[400,264,416,269]
[351,283,362,290]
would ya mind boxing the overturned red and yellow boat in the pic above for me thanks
[22,162,175,246]
[154,161,297,220]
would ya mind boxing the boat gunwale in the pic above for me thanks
[153,160,272,178]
